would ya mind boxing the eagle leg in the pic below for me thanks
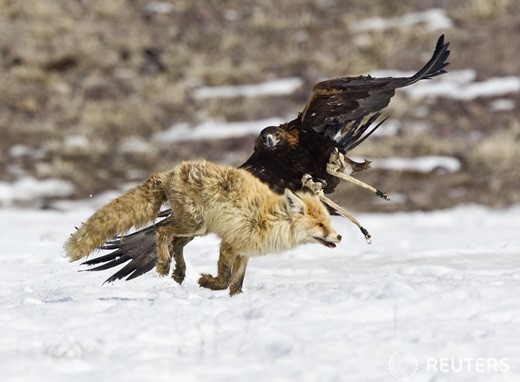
[301,174,372,244]
[327,148,390,201]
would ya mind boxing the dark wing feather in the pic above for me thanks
[299,78,394,134]
[299,34,450,138]
[337,113,388,153]
[80,223,162,283]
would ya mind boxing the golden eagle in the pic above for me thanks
[82,35,450,283]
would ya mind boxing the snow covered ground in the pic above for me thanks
[1,202,519,381]
[369,69,520,101]
[192,77,303,100]
[154,117,285,143]
[352,8,453,33]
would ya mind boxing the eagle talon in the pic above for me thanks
[328,148,353,175]
[328,149,391,202]
[301,174,324,196]
[376,190,390,201]
[315,178,328,188]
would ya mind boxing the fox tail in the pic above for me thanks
[65,173,167,262]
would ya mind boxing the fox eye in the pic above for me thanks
[318,223,324,228]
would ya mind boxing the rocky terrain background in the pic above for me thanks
[1,0,518,211]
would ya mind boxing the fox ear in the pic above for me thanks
[284,189,305,214]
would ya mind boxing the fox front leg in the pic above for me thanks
[229,256,249,297]
[199,242,237,291]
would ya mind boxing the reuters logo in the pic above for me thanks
[388,350,418,380]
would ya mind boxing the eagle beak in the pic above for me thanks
[264,134,278,149]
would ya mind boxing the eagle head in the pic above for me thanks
[257,125,298,151]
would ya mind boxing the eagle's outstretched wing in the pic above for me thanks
[298,34,450,147]
[81,35,450,283]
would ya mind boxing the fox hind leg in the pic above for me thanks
[156,218,202,276]
[199,242,237,291]
[171,236,194,284]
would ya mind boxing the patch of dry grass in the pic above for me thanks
[466,119,520,178]
[1,0,519,210]
[451,0,512,22]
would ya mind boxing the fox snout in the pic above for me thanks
[329,232,342,246]
[314,231,341,248]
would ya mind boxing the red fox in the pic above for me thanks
[65,160,341,296]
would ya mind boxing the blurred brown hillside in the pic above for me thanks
[1,0,519,210]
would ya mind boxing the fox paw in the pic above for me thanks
[156,261,170,277]
[229,285,243,297]
[172,268,185,285]
[198,274,228,290]
[198,273,216,288]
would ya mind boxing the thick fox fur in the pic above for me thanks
[65,160,341,296]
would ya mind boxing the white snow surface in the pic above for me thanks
[1,203,520,381]
[401,69,519,101]
[0,177,75,207]
[368,69,520,101]
[370,156,461,173]
[193,77,303,100]
[352,8,453,32]
[490,98,516,112]
[154,117,285,143]
[407,76,520,101]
